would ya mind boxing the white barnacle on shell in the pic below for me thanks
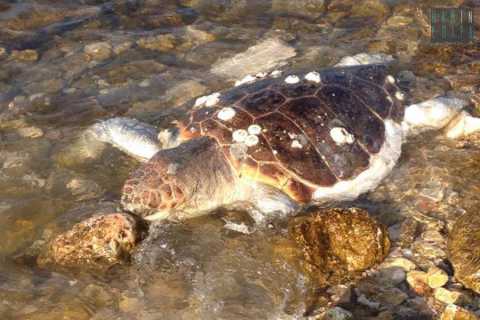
[305,71,321,83]
[255,72,268,78]
[205,92,221,107]
[288,132,297,139]
[235,75,256,86]
[245,134,259,147]
[270,70,282,78]
[330,127,355,146]
[194,92,221,108]
[247,124,262,135]
[395,91,405,101]
[291,140,302,149]
[386,75,395,84]
[232,129,248,143]
[285,75,300,84]
[217,107,236,121]
[194,95,208,107]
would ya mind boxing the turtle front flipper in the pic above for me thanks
[87,117,161,161]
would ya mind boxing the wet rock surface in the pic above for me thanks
[289,208,390,278]
[38,213,147,271]
[448,210,480,295]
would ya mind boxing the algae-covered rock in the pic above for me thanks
[289,207,390,276]
[38,213,147,270]
[448,210,480,294]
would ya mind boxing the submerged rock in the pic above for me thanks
[448,210,480,294]
[38,213,147,270]
[211,37,296,80]
[289,207,390,279]
[271,0,326,19]
[84,42,113,61]
[11,49,39,62]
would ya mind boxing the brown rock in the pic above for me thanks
[38,213,147,270]
[406,270,431,295]
[448,210,480,294]
[289,207,390,274]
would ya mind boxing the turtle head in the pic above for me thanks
[120,136,237,221]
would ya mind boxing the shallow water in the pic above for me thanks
[0,0,479,319]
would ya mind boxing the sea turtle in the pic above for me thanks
[85,53,480,227]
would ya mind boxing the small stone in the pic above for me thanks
[323,306,353,320]
[137,34,177,52]
[440,304,478,320]
[427,266,449,289]
[11,49,38,62]
[422,230,445,243]
[271,0,326,19]
[400,218,420,247]
[327,285,351,304]
[84,42,113,61]
[119,294,142,314]
[377,266,406,286]
[357,293,380,309]
[66,177,103,201]
[16,127,44,138]
[113,41,133,55]
[434,288,466,305]
[383,257,417,271]
[138,79,151,88]
[407,270,430,295]
[376,287,408,306]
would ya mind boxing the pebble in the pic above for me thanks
[440,304,478,320]
[376,287,408,306]
[434,288,466,305]
[327,285,351,304]
[323,306,353,320]
[377,267,406,286]
[137,34,177,52]
[16,127,44,139]
[427,266,449,289]
[84,42,113,61]
[357,293,380,310]
[119,294,142,314]
[383,257,417,272]
[66,177,103,201]
[11,49,38,62]
[406,270,430,295]
[271,0,326,19]
[113,41,133,55]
